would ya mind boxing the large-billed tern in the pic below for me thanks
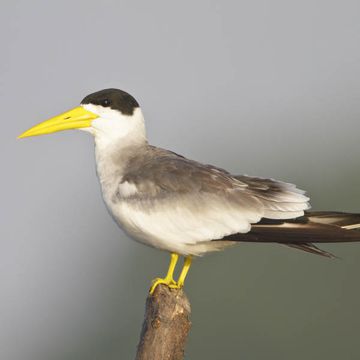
[19,88,360,294]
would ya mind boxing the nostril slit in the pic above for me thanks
[64,116,71,120]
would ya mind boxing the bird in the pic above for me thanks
[18,88,360,294]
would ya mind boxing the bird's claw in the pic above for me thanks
[149,277,181,295]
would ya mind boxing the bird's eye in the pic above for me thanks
[102,99,111,106]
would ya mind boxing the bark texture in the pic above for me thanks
[135,285,191,360]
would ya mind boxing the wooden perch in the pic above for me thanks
[135,285,191,360]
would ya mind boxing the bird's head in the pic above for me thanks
[18,88,146,148]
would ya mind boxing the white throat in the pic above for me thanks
[81,104,147,152]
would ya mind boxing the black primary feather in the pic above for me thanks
[221,211,360,258]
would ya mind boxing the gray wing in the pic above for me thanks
[117,147,309,244]
[233,175,310,219]
[122,149,247,196]
[121,147,309,216]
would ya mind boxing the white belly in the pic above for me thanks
[101,178,259,255]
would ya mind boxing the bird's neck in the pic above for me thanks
[94,127,148,191]
[92,107,148,194]
[92,107,147,151]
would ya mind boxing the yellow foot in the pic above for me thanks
[149,277,180,294]
[149,253,180,295]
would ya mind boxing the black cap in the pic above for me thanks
[81,88,139,116]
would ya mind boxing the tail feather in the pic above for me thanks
[221,211,360,257]
[284,243,337,259]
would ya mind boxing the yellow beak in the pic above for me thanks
[18,106,99,139]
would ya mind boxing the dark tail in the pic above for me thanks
[222,211,360,258]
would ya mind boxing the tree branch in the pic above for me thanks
[135,285,191,360]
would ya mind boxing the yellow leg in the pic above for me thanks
[149,253,179,294]
[177,256,192,288]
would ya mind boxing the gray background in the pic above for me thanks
[1,0,360,359]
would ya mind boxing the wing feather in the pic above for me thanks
[114,147,309,250]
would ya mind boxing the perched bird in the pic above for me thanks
[19,88,360,294]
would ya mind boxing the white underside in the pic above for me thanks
[101,180,308,256]
[110,195,260,255]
